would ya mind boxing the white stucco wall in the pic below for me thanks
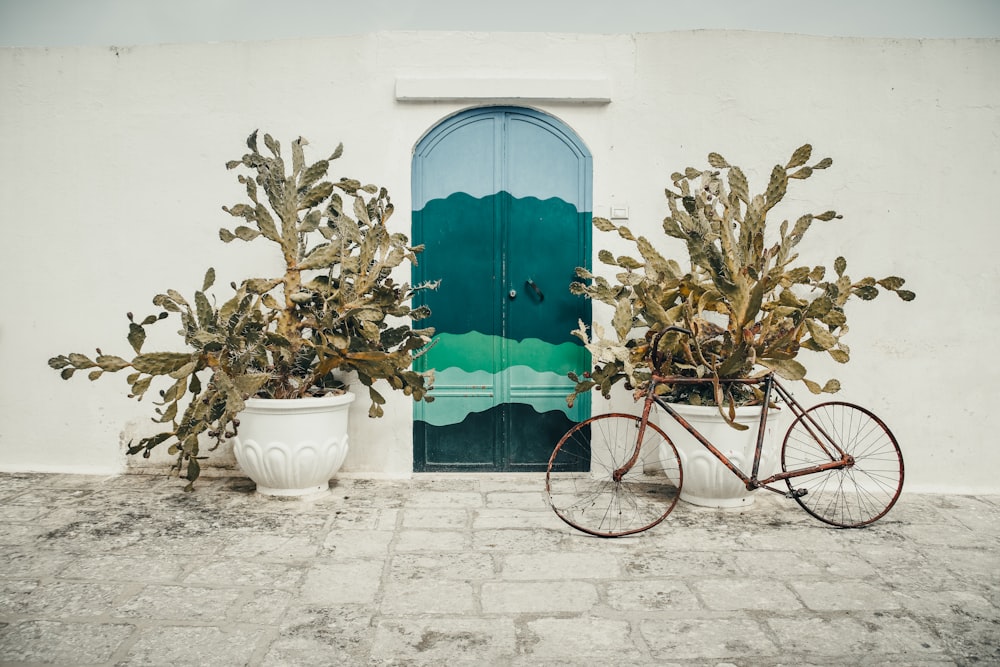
[1,31,997,492]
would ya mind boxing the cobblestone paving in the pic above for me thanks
[0,472,997,666]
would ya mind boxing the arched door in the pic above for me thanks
[412,107,592,471]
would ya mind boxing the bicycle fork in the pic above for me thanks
[611,390,659,483]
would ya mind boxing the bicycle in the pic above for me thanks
[546,326,905,537]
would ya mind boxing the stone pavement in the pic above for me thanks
[0,472,997,666]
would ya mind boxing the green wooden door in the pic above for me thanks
[412,107,592,471]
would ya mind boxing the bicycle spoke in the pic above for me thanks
[781,402,903,528]
[546,414,682,537]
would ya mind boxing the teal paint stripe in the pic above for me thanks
[422,332,586,375]
[417,397,575,428]
[418,365,577,427]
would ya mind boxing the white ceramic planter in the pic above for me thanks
[233,392,355,497]
[658,403,787,508]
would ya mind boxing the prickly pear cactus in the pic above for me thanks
[50,131,437,488]
[568,144,914,413]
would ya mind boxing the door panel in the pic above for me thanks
[412,107,591,471]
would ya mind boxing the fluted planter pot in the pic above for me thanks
[658,403,788,508]
[233,392,356,497]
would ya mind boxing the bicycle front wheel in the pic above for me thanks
[782,402,904,528]
[546,414,682,537]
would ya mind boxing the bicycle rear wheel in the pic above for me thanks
[546,414,682,537]
[781,402,903,527]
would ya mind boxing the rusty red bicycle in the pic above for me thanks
[546,327,905,537]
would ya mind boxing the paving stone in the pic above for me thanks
[372,616,517,664]
[792,580,903,611]
[953,505,1000,538]
[0,473,52,497]
[933,547,1000,586]
[185,558,305,588]
[230,588,295,624]
[404,491,484,508]
[898,521,988,548]
[477,475,546,493]
[381,579,477,614]
[692,578,803,611]
[0,549,76,579]
[605,578,702,611]
[0,619,134,664]
[0,580,124,616]
[554,531,655,554]
[852,542,950,588]
[0,500,53,522]
[387,551,497,583]
[484,490,548,509]
[218,532,320,559]
[500,551,622,579]
[472,507,565,530]
[409,477,481,492]
[933,615,1000,664]
[641,526,759,551]
[269,603,373,652]
[260,647,367,666]
[108,534,232,557]
[928,494,999,514]
[322,527,395,558]
[395,529,469,551]
[481,581,598,613]
[325,505,395,530]
[0,522,48,544]
[728,549,826,577]
[472,527,565,551]
[117,584,242,620]
[640,617,778,660]
[0,578,37,609]
[121,625,261,666]
[57,552,188,584]
[810,548,883,579]
[400,507,469,529]
[523,617,641,661]
[766,613,945,656]
[4,487,96,508]
[622,549,742,577]
[732,524,856,552]
[300,560,383,604]
[894,588,994,616]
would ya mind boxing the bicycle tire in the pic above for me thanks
[546,414,682,537]
[781,402,904,528]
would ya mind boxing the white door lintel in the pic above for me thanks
[395,77,612,103]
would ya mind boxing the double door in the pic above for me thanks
[411,107,592,471]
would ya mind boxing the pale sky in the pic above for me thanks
[1,0,999,48]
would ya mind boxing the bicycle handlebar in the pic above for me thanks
[649,326,692,369]
[663,325,692,337]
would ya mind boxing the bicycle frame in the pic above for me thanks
[636,373,855,496]
[549,325,903,534]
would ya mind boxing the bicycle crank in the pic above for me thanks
[785,488,809,499]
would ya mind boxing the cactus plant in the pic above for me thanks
[49,131,436,487]
[568,144,914,420]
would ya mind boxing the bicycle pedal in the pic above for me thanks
[785,488,808,499]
